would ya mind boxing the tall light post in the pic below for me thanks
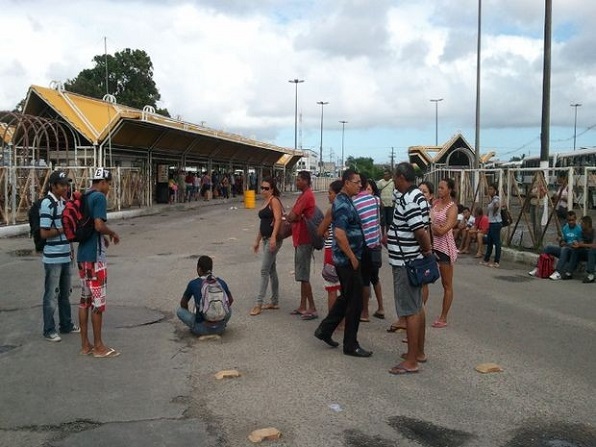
[339,120,348,174]
[570,103,582,151]
[430,98,443,146]
[317,101,329,173]
[288,79,304,152]
[474,0,482,169]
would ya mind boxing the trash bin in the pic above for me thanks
[156,183,169,204]
[244,190,256,209]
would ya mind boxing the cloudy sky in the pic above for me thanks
[1,0,594,165]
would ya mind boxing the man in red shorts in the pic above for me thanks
[77,168,121,358]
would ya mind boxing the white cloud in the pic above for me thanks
[0,0,594,158]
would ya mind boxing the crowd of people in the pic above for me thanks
[168,170,245,204]
[36,163,595,370]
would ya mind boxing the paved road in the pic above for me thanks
[0,194,594,447]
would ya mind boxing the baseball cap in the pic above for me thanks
[92,168,112,181]
[48,170,71,185]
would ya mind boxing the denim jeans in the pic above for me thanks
[177,307,231,336]
[42,262,74,336]
[543,245,574,274]
[571,248,596,274]
[483,222,502,263]
[256,237,282,305]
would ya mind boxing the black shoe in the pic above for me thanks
[563,273,573,280]
[314,327,339,348]
[343,347,373,358]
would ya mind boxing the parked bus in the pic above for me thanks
[518,149,596,209]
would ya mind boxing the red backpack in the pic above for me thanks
[62,191,96,243]
[536,253,555,279]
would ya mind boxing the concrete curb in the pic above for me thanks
[0,196,245,239]
[500,247,539,267]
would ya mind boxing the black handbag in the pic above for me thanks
[368,246,382,268]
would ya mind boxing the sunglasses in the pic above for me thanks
[261,186,271,191]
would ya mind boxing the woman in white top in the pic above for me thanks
[480,183,503,268]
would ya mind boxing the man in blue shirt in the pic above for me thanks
[177,256,233,336]
[529,210,584,280]
[77,168,121,358]
[314,169,372,358]
[40,170,79,342]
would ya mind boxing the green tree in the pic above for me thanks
[65,48,170,117]
[13,99,25,113]
[346,156,383,181]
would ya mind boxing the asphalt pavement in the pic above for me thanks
[0,194,594,447]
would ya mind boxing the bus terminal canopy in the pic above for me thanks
[22,84,302,169]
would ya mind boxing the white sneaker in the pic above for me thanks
[549,271,562,281]
[528,268,538,277]
[44,332,62,342]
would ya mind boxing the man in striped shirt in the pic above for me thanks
[386,162,432,374]
[40,171,79,342]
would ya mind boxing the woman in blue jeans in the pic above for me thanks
[481,183,503,268]
[250,176,284,316]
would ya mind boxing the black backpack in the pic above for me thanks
[306,206,325,250]
[28,195,57,253]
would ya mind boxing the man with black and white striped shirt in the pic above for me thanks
[386,162,432,375]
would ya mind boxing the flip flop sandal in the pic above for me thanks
[93,347,120,358]
[389,364,420,375]
[301,313,318,320]
[79,347,94,356]
[290,309,306,315]
[387,325,407,333]
[373,312,385,320]
[432,320,448,328]
[360,318,370,322]
[262,304,280,310]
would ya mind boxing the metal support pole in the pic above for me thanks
[317,101,329,174]
[540,0,552,170]
[430,98,443,146]
[288,79,304,152]
[339,120,347,175]
[571,103,581,151]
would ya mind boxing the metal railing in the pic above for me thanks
[424,166,596,250]
[0,166,148,226]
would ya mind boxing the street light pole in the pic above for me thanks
[288,79,304,152]
[339,120,347,175]
[317,101,329,174]
[430,98,443,146]
[571,103,581,151]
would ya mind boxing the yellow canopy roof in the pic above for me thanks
[24,85,301,168]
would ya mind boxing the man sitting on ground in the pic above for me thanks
[529,210,583,280]
[177,255,233,336]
